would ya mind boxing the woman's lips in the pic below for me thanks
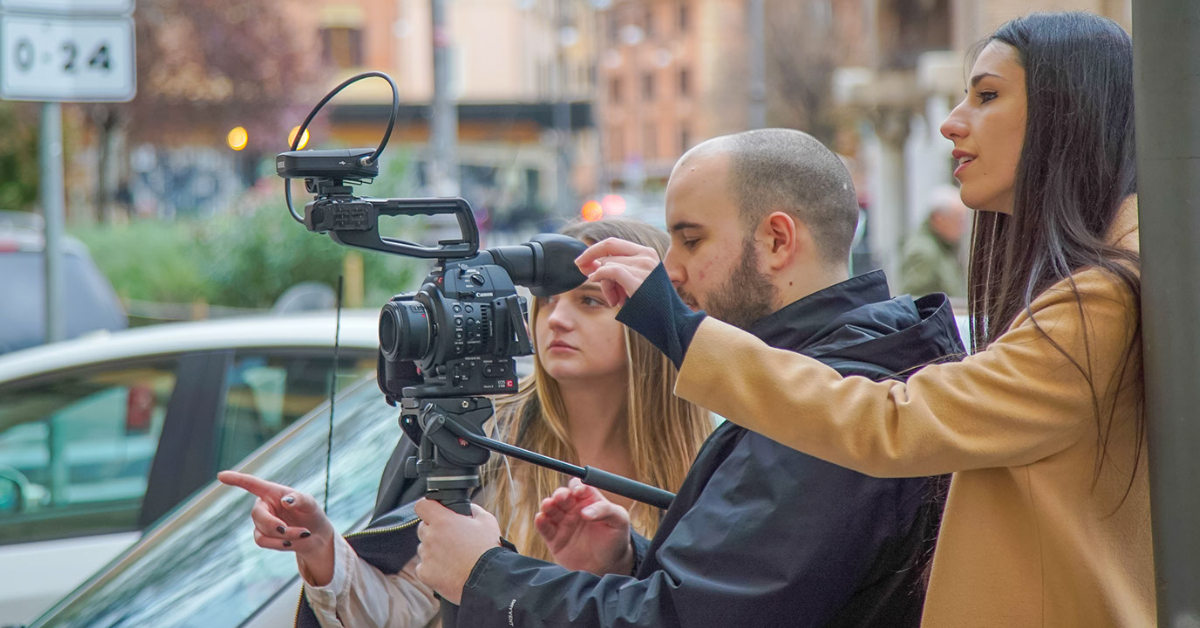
[547,341,577,352]
[952,150,975,178]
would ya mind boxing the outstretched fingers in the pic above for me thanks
[218,471,290,503]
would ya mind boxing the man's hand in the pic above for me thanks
[217,471,337,587]
[534,478,634,576]
[575,238,661,308]
[414,499,502,606]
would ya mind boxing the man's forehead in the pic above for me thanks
[665,150,735,230]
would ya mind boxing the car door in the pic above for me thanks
[0,355,188,544]
[0,354,199,624]
[139,348,377,528]
[24,378,401,628]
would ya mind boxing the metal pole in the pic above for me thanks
[430,0,459,197]
[747,0,766,129]
[40,102,66,344]
[1133,0,1200,622]
[553,0,574,214]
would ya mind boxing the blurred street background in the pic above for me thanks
[10,2,1198,627]
[0,0,1134,341]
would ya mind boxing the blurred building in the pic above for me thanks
[283,0,605,227]
[596,1,733,190]
[591,0,871,216]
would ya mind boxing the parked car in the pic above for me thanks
[0,211,128,355]
[19,376,402,628]
[0,311,381,625]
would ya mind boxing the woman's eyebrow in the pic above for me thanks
[970,71,1004,87]
[577,283,605,295]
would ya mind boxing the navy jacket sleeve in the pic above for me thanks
[453,432,926,628]
[616,264,705,369]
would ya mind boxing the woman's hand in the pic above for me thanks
[217,471,338,586]
[535,478,634,576]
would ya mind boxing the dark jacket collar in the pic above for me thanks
[745,269,965,374]
[747,270,891,350]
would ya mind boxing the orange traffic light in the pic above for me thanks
[581,200,603,222]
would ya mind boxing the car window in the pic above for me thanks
[0,250,127,355]
[33,377,400,628]
[0,359,178,544]
[217,351,375,470]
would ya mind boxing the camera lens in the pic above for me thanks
[380,310,398,353]
[380,301,432,362]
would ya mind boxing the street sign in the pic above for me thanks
[0,13,135,102]
[0,0,133,17]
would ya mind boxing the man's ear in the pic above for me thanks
[760,211,802,271]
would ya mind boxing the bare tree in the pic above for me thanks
[85,0,325,222]
[762,0,840,143]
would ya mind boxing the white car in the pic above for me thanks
[0,312,381,625]
[23,375,406,628]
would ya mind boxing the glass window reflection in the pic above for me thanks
[33,377,399,628]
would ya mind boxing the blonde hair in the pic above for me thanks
[481,218,713,561]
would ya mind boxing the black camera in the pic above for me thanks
[278,143,604,525]
[376,231,593,400]
[277,150,587,403]
[278,71,674,624]
[279,70,672,522]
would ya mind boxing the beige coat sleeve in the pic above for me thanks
[675,269,1139,478]
[303,534,439,628]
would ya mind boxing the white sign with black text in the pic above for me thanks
[0,0,133,16]
[0,13,135,101]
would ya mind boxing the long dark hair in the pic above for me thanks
[967,12,1143,492]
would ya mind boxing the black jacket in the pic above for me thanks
[452,270,963,628]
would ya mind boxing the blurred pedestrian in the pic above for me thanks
[899,185,968,298]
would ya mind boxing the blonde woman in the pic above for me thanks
[220,218,712,628]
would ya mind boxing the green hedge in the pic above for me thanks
[72,201,423,310]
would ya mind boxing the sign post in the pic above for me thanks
[0,0,135,344]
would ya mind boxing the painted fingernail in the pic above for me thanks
[283,540,292,547]
[282,496,295,505]
[300,531,311,538]
[276,526,286,534]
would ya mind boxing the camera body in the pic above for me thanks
[277,148,586,404]
[378,260,527,400]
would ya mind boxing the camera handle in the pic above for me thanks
[306,196,480,260]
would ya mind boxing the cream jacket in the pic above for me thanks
[303,536,439,628]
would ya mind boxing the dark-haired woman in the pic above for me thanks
[580,11,1152,626]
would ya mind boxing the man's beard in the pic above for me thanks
[682,236,776,331]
